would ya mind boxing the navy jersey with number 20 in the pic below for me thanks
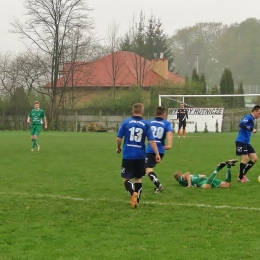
[146,117,172,154]
[117,116,154,159]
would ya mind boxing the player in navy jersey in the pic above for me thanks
[235,105,260,182]
[116,103,161,208]
[177,103,189,138]
[145,106,173,193]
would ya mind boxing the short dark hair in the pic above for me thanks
[252,105,260,112]
[155,106,166,116]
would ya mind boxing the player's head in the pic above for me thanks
[155,106,166,117]
[132,103,144,116]
[180,103,184,108]
[174,172,183,181]
[34,101,40,110]
[251,105,260,119]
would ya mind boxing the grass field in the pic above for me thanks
[1,130,260,260]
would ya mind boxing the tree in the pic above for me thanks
[103,22,124,99]
[120,12,175,71]
[12,0,93,129]
[169,22,227,85]
[235,82,245,108]
[220,67,235,108]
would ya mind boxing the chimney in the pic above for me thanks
[151,54,168,80]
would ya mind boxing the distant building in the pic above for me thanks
[44,51,184,109]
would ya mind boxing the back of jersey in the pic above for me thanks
[117,116,154,159]
[146,117,172,154]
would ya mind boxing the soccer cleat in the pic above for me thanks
[243,175,250,182]
[154,184,164,194]
[217,162,226,170]
[31,149,34,152]
[178,136,180,138]
[183,136,186,138]
[237,177,247,183]
[226,159,238,167]
[131,192,138,208]
[37,145,40,151]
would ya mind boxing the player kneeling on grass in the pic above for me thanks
[173,159,238,188]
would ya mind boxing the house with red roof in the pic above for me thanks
[45,51,184,109]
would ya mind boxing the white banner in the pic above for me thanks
[167,108,224,133]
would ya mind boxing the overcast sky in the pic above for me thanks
[1,0,260,52]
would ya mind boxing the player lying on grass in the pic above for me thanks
[173,159,238,188]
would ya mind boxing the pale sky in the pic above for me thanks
[1,0,260,52]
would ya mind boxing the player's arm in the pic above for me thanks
[149,140,161,163]
[186,110,188,119]
[183,172,192,187]
[116,137,122,153]
[43,117,47,129]
[199,174,207,179]
[27,116,31,124]
[239,122,253,131]
[176,110,179,120]
[164,131,173,150]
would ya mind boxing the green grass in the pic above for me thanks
[1,131,260,259]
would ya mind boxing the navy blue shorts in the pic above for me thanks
[236,141,255,156]
[121,159,145,179]
[145,153,164,168]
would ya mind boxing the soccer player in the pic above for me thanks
[177,103,188,138]
[27,101,47,151]
[116,103,161,208]
[173,159,238,188]
[145,106,173,193]
[235,105,260,182]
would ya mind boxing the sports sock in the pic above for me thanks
[124,180,135,196]
[32,139,37,148]
[148,172,160,188]
[206,169,217,185]
[225,165,231,182]
[135,182,142,204]
[239,163,246,179]
[243,160,254,175]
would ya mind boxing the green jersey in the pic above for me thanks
[177,174,206,187]
[28,109,46,125]
[177,174,222,188]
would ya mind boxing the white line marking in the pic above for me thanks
[1,192,260,211]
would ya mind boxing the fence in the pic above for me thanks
[0,109,257,132]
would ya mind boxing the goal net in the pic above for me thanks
[159,94,260,133]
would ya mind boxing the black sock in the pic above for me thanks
[148,172,160,188]
[239,163,246,179]
[243,160,255,175]
[124,180,135,196]
[135,182,142,204]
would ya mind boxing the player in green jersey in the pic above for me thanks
[27,101,47,151]
[173,159,238,188]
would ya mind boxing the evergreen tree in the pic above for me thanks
[199,73,207,94]
[192,68,199,82]
[236,82,245,108]
[120,13,175,71]
[220,67,235,108]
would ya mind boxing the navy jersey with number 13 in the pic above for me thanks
[117,116,154,159]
